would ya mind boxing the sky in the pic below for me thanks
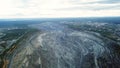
[0,0,120,18]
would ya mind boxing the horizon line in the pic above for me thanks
[0,16,120,20]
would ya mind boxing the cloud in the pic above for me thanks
[56,3,120,11]
[0,0,120,18]
[71,0,120,4]
[94,0,120,4]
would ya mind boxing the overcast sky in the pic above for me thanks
[0,0,120,18]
